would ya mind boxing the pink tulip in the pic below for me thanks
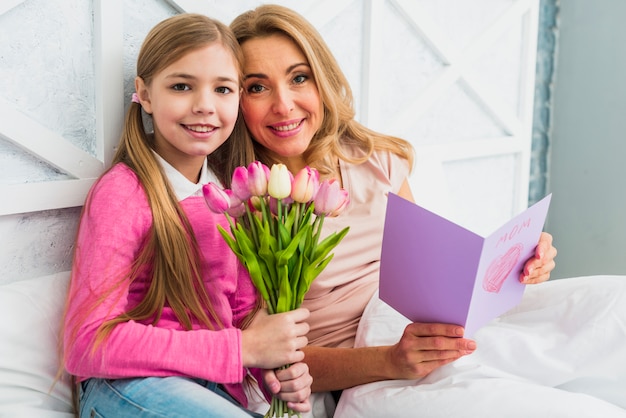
[249,195,264,212]
[268,164,291,200]
[226,201,246,218]
[314,179,348,216]
[269,195,294,216]
[247,161,270,196]
[224,189,242,208]
[291,167,320,203]
[203,182,230,214]
[330,189,350,216]
[231,166,251,201]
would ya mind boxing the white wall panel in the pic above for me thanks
[0,0,539,283]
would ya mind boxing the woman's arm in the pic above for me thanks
[299,178,556,392]
[303,322,476,392]
[520,232,557,284]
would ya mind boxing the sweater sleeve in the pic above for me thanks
[63,165,245,384]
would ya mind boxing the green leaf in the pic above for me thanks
[258,226,278,289]
[238,240,269,301]
[297,254,334,306]
[276,224,310,268]
[217,225,242,258]
[311,226,350,265]
[277,222,292,249]
[289,253,304,309]
[276,266,293,313]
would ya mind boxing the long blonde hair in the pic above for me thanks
[67,14,255,354]
[230,4,414,176]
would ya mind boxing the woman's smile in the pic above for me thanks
[240,33,323,159]
[268,119,304,137]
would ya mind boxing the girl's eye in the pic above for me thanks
[216,86,233,94]
[293,74,308,84]
[172,83,190,91]
[247,84,266,94]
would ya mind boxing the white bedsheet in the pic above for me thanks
[335,275,626,417]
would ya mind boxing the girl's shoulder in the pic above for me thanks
[86,163,149,215]
[94,163,142,194]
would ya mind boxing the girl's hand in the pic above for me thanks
[263,362,312,413]
[242,308,310,369]
[386,322,476,380]
[520,232,557,284]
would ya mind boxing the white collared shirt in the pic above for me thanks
[152,151,221,201]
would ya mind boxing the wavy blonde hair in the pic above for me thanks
[230,4,414,176]
[65,14,255,358]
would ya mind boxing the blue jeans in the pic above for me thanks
[79,377,264,418]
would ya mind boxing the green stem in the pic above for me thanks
[245,204,260,247]
[310,214,324,257]
[277,199,283,250]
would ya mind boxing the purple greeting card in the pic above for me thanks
[379,193,552,337]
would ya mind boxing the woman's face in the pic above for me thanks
[240,34,323,165]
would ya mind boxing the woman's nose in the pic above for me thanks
[271,88,294,115]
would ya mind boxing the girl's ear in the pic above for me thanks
[134,76,153,114]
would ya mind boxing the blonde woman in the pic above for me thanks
[231,5,625,417]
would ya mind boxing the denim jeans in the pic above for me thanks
[79,377,264,418]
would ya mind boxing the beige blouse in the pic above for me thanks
[302,146,410,348]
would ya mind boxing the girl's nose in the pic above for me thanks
[192,90,216,114]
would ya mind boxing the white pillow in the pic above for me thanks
[0,272,74,417]
[0,272,336,418]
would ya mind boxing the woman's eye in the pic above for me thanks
[293,74,308,84]
[247,84,265,94]
[172,83,190,91]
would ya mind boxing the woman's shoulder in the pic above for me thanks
[343,144,410,181]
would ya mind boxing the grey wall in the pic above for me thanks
[530,0,558,206]
[546,0,626,278]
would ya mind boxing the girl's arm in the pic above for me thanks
[64,167,246,384]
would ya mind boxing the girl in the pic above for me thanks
[63,13,311,418]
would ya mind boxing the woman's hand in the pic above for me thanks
[263,363,313,413]
[520,232,557,284]
[241,308,310,369]
[386,322,476,380]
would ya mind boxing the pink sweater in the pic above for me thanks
[63,163,261,407]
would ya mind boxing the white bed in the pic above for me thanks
[335,275,626,417]
[2,273,625,417]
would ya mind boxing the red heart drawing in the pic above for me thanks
[483,243,524,293]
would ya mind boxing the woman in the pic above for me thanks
[231,4,625,417]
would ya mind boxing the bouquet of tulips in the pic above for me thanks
[203,161,349,417]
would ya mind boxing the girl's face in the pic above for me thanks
[136,43,240,180]
[240,34,323,170]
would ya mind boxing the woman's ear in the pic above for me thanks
[134,76,152,114]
